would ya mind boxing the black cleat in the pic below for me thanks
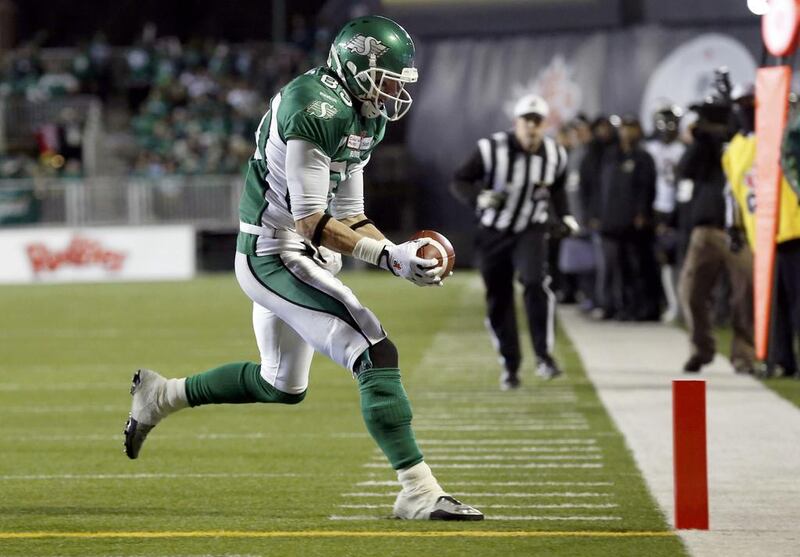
[123,414,154,459]
[428,496,484,521]
[122,369,164,459]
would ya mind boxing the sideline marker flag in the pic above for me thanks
[754,66,791,359]
[672,379,709,530]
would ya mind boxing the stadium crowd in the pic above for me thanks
[0,18,330,179]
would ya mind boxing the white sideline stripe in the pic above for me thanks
[363,463,602,469]
[339,503,619,509]
[342,492,611,498]
[355,481,614,487]
[368,455,602,461]
[0,472,307,481]
[417,439,597,445]
[328,515,622,522]
[413,425,589,431]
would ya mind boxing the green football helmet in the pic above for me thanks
[327,15,418,121]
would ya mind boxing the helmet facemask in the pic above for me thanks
[328,43,418,121]
[354,65,417,121]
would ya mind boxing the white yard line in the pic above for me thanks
[342,492,612,498]
[339,503,618,509]
[416,438,597,445]
[362,462,602,469]
[368,455,602,461]
[355,480,613,487]
[328,515,622,521]
[0,382,122,391]
[0,472,308,481]
[412,424,589,431]
[411,446,602,453]
[1,404,121,413]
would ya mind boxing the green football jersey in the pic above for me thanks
[237,67,386,255]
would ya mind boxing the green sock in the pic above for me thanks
[185,362,305,406]
[358,367,423,470]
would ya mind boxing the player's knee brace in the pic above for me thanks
[357,367,423,470]
[269,388,307,405]
[369,338,399,368]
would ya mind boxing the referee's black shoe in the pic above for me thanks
[500,370,521,391]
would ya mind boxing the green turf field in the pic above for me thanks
[0,271,686,556]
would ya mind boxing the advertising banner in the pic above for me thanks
[0,225,195,283]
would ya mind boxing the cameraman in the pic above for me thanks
[676,87,755,374]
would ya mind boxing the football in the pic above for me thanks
[410,230,456,278]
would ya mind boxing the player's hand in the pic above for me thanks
[476,190,507,210]
[314,245,343,275]
[379,239,441,287]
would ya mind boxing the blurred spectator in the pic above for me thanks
[57,107,84,168]
[676,94,755,374]
[645,105,686,322]
[125,40,155,112]
[89,32,113,103]
[559,115,596,312]
[585,115,658,321]
[579,116,615,314]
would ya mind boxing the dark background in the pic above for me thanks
[13,0,326,45]
[11,0,760,46]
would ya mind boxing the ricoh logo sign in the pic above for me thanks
[0,226,195,284]
[26,235,127,275]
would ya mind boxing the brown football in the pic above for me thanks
[410,230,456,278]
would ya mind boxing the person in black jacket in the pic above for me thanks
[579,116,616,314]
[676,95,755,374]
[591,115,659,320]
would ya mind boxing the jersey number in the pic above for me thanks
[321,74,353,107]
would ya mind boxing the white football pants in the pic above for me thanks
[234,251,386,394]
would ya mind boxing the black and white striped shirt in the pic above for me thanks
[452,131,569,233]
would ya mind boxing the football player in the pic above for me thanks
[645,104,686,322]
[123,15,483,521]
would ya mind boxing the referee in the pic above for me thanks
[451,94,577,390]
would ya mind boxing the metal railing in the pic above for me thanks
[0,175,243,228]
